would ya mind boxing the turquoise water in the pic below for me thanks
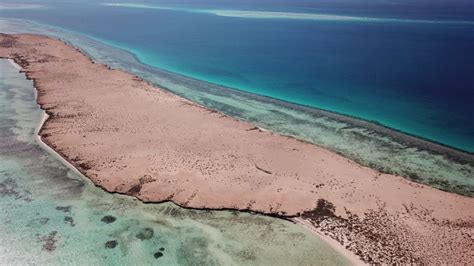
[2,18,472,197]
[1,1,473,152]
[0,59,350,264]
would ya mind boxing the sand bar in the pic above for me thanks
[1,33,473,264]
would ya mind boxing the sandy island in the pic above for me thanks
[1,33,473,264]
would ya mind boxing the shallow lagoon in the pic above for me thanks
[0,59,349,265]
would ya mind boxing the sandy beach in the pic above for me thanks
[1,33,473,264]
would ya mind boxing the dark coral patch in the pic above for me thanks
[64,216,75,227]
[38,231,58,252]
[0,178,20,198]
[101,215,116,224]
[135,228,154,240]
[105,240,118,249]
[0,177,32,201]
[27,217,50,227]
[154,251,163,258]
[55,206,72,213]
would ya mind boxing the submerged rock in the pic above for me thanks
[154,251,163,258]
[105,240,118,249]
[38,231,58,252]
[55,205,72,213]
[101,215,116,224]
[135,228,154,240]
[0,177,32,201]
[27,217,50,227]
[64,216,75,227]
[0,178,20,198]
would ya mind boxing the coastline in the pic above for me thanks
[35,111,89,182]
[57,29,474,196]
[1,33,472,264]
[2,58,354,265]
[7,58,21,70]
[58,20,474,156]
[1,18,472,197]
[33,109,360,264]
[15,54,358,263]
[52,17,474,156]
[292,218,364,265]
[74,32,474,160]
[27,94,358,264]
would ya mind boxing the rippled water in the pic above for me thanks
[0,59,349,265]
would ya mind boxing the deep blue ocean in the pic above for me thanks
[2,0,474,152]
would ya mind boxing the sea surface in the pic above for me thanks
[1,0,473,152]
[0,59,350,264]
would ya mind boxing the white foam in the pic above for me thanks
[0,4,42,10]
[101,3,183,11]
[101,3,474,25]
[208,10,474,25]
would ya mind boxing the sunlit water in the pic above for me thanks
[0,59,350,265]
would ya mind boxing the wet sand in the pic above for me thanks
[1,33,473,264]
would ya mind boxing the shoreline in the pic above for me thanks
[2,33,473,264]
[35,111,89,182]
[25,76,359,263]
[56,19,473,157]
[2,60,354,265]
[62,28,474,159]
[292,218,364,265]
[34,113,361,264]
[1,19,472,197]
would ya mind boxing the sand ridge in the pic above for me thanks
[1,33,473,264]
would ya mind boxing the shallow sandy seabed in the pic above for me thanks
[1,33,473,264]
